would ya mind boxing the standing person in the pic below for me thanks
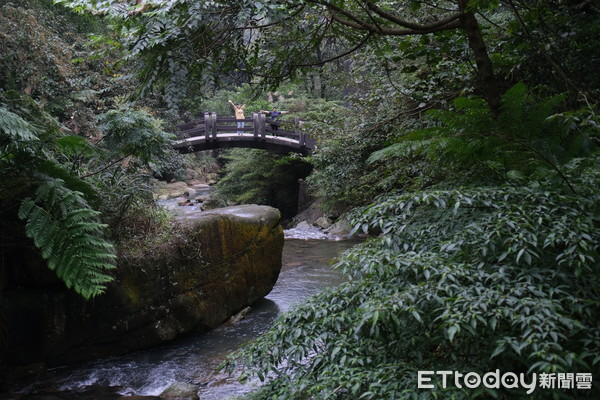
[228,100,246,134]
[260,106,289,135]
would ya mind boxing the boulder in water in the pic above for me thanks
[314,216,333,229]
[154,181,194,200]
[325,218,352,237]
[229,306,252,323]
[200,197,225,210]
[295,220,312,230]
[160,382,199,400]
[1,205,284,366]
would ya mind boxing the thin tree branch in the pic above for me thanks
[330,9,462,35]
[475,11,503,30]
[292,33,373,67]
[485,131,578,195]
[364,0,463,31]
[231,5,305,30]
[354,0,384,32]
[79,156,129,179]
[382,58,402,93]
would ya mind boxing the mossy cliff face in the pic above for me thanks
[1,205,283,366]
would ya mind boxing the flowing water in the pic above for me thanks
[10,225,359,399]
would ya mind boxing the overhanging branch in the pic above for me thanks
[292,32,373,67]
[364,0,463,31]
[331,11,462,35]
[308,0,464,34]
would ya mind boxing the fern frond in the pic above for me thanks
[367,143,406,164]
[379,83,576,183]
[18,176,116,299]
[367,130,441,165]
[0,106,40,144]
[38,161,100,205]
[498,82,527,134]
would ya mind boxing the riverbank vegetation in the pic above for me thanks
[2,0,599,398]
[0,0,198,300]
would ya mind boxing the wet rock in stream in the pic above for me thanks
[159,382,199,400]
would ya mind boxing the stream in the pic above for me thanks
[9,221,359,399]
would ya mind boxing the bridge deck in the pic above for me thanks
[173,112,314,155]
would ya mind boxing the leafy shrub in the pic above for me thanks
[89,108,184,230]
[368,83,598,193]
[228,157,600,399]
[97,108,175,164]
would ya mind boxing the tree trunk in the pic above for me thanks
[458,0,502,112]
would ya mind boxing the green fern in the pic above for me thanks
[367,138,432,164]
[0,106,39,147]
[368,83,576,185]
[38,160,100,206]
[18,176,116,299]
[98,109,174,163]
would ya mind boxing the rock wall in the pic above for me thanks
[1,205,283,366]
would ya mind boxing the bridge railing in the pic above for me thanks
[177,112,310,147]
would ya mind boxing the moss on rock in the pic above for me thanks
[1,205,283,365]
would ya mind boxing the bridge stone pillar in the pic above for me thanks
[210,112,217,139]
[204,112,211,141]
[252,113,259,139]
[259,112,266,140]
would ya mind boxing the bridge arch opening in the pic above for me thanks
[209,148,314,222]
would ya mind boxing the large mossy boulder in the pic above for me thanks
[1,205,283,366]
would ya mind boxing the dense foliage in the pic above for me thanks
[368,82,597,192]
[0,2,180,298]
[1,94,117,298]
[57,0,513,108]
[0,93,178,297]
[229,157,600,399]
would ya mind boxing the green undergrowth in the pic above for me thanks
[226,155,600,400]
[113,204,183,261]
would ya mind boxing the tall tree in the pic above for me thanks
[299,0,501,109]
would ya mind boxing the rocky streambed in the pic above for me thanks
[1,179,359,400]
